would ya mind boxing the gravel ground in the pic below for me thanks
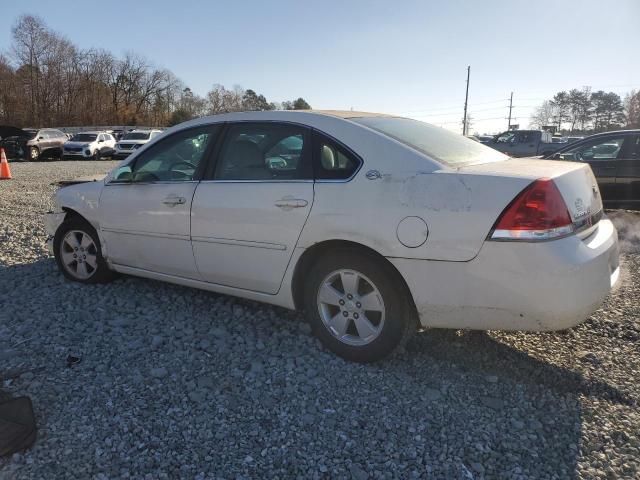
[1,161,639,479]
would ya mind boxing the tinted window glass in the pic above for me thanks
[112,126,216,182]
[123,132,151,140]
[314,135,361,180]
[71,133,97,142]
[215,123,310,180]
[558,136,626,162]
[627,136,640,158]
[353,117,507,166]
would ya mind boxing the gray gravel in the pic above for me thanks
[1,161,639,479]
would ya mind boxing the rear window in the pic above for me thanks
[352,116,507,167]
[71,134,97,142]
[123,132,151,140]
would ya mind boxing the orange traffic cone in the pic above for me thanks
[0,148,11,180]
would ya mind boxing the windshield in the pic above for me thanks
[71,133,97,142]
[123,132,151,140]
[352,117,507,167]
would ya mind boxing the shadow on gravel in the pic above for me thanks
[410,329,634,407]
[1,258,630,478]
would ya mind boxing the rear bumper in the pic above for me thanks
[391,218,620,331]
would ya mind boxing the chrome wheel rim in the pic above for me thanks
[30,148,38,159]
[317,269,385,346]
[60,230,98,280]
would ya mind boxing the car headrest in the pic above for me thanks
[226,140,263,169]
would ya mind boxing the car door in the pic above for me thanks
[97,134,109,155]
[555,134,626,203]
[191,122,314,294]
[511,131,537,157]
[615,134,640,206]
[37,130,50,152]
[492,131,516,156]
[100,124,220,278]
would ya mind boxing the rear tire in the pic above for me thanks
[303,248,415,362]
[94,149,100,161]
[53,216,117,284]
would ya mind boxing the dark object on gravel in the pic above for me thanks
[0,396,37,457]
[66,354,82,367]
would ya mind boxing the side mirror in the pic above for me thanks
[38,136,44,141]
[98,139,104,143]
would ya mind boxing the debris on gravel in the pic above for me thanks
[1,161,639,479]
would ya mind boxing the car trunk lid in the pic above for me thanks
[459,158,603,223]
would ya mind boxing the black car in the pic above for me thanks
[544,130,640,208]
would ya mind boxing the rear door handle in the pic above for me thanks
[275,198,308,210]
[162,195,186,206]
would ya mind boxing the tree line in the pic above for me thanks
[0,15,311,129]
[530,87,640,134]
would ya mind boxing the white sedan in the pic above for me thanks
[45,111,620,362]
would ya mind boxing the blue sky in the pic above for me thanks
[1,0,638,133]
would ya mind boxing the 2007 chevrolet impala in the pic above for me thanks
[45,110,620,362]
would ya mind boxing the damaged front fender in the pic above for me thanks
[44,211,67,254]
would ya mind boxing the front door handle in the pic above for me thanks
[275,198,308,210]
[163,195,186,206]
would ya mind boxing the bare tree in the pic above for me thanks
[529,100,556,129]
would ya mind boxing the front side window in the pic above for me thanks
[495,131,516,143]
[111,126,217,183]
[557,136,627,162]
[214,123,311,180]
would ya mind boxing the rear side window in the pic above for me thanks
[313,133,361,180]
[214,123,311,180]
[557,136,627,162]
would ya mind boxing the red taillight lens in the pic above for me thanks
[491,178,573,241]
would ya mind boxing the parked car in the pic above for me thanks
[45,111,619,362]
[0,126,67,161]
[485,129,561,157]
[544,130,640,208]
[63,131,116,160]
[113,129,163,159]
[551,136,568,144]
[566,136,584,144]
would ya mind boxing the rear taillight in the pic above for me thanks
[490,178,573,241]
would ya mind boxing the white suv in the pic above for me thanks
[113,129,163,159]
[63,131,116,160]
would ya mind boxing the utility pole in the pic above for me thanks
[507,92,513,130]
[462,66,470,136]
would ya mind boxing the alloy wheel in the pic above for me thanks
[317,269,386,346]
[59,230,98,280]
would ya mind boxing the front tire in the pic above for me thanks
[53,217,116,284]
[94,149,101,161]
[29,146,39,161]
[304,249,415,362]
